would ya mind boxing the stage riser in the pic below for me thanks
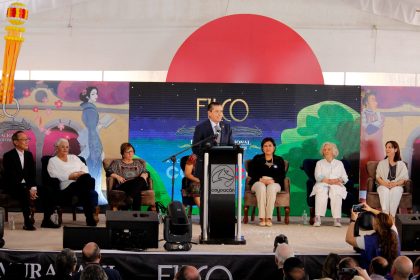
[0,251,419,280]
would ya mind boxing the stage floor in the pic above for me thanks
[3,212,355,255]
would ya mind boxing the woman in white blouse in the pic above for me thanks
[310,142,348,227]
[47,138,98,226]
[375,140,408,217]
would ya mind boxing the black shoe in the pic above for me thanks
[41,219,61,229]
[23,224,36,231]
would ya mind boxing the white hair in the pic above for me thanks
[275,243,295,269]
[320,142,339,158]
[55,138,69,148]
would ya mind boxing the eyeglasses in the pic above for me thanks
[124,150,134,154]
[17,138,31,142]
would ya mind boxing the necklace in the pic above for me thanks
[265,158,274,168]
[388,164,396,181]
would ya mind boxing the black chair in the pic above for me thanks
[180,155,197,217]
[41,155,84,225]
[301,158,358,225]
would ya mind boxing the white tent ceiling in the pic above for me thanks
[0,0,419,74]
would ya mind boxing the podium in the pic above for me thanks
[200,146,246,244]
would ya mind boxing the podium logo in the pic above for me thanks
[210,164,235,194]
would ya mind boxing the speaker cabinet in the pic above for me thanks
[106,211,159,250]
[395,214,420,251]
[63,226,111,250]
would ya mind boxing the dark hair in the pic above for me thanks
[207,101,222,112]
[370,256,389,276]
[375,212,399,265]
[273,234,288,252]
[322,253,341,279]
[362,91,376,106]
[11,130,24,147]
[82,243,101,263]
[80,86,98,102]
[338,256,358,270]
[261,137,276,152]
[384,140,401,161]
[283,257,304,274]
[55,248,77,276]
[414,256,420,269]
[80,264,108,280]
[120,142,135,156]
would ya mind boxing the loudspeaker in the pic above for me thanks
[395,214,420,251]
[106,211,159,250]
[63,226,111,250]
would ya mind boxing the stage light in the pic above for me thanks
[163,201,192,251]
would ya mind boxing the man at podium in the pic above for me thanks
[192,101,234,156]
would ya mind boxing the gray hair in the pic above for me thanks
[80,264,108,280]
[55,248,77,276]
[320,142,339,158]
[275,243,295,269]
[55,138,69,148]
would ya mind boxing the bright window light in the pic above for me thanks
[30,71,103,81]
[345,72,416,86]
[103,71,167,82]
[323,72,345,85]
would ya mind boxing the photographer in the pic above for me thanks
[345,203,399,269]
[337,257,371,280]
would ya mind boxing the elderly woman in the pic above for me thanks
[47,138,98,226]
[249,137,285,227]
[105,142,149,211]
[310,142,348,227]
[345,203,399,269]
[376,140,408,217]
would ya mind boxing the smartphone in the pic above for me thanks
[341,268,358,276]
[352,204,364,212]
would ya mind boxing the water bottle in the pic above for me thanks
[52,210,59,225]
[9,216,15,230]
[302,210,308,225]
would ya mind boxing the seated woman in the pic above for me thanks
[47,138,98,226]
[249,137,285,227]
[106,142,149,211]
[310,142,348,227]
[345,203,399,269]
[376,140,408,217]
[183,154,200,207]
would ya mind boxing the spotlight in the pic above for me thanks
[164,201,192,251]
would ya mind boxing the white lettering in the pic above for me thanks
[158,265,178,280]
[0,262,5,275]
[45,264,55,276]
[205,265,233,280]
[26,263,42,279]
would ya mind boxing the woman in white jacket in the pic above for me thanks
[375,140,408,217]
[310,142,348,227]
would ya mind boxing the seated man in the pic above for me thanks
[3,131,59,230]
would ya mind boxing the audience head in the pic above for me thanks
[82,242,101,264]
[80,86,99,103]
[207,101,223,123]
[55,248,77,277]
[54,138,70,156]
[120,142,136,157]
[174,265,200,280]
[261,137,276,155]
[413,256,420,276]
[373,212,399,265]
[384,140,401,161]
[80,264,108,280]
[337,257,358,280]
[12,130,30,152]
[321,253,340,279]
[273,233,289,251]
[369,256,389,276]
[320,142,339,159]
[283,257,305,280]
[274,243,295,269]
[391,256,413,280]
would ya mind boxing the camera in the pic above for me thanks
[340,267,358,276]
[352,204,364,212]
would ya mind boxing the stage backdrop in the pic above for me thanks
[359,86,420,206]
[129,82,361,215]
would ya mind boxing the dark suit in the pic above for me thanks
[192,119,234,156]
[3,148,55,224]
[3,149,37,223]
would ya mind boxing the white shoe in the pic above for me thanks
[334,218,341,227]
[313,216,321,227]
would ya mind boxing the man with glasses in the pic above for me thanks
[3,130,60,230]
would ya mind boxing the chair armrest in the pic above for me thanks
[283,177,290,193]
[404,179,412,194]
[367,177,375,192]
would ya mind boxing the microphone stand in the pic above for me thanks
[162,133,218,202]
